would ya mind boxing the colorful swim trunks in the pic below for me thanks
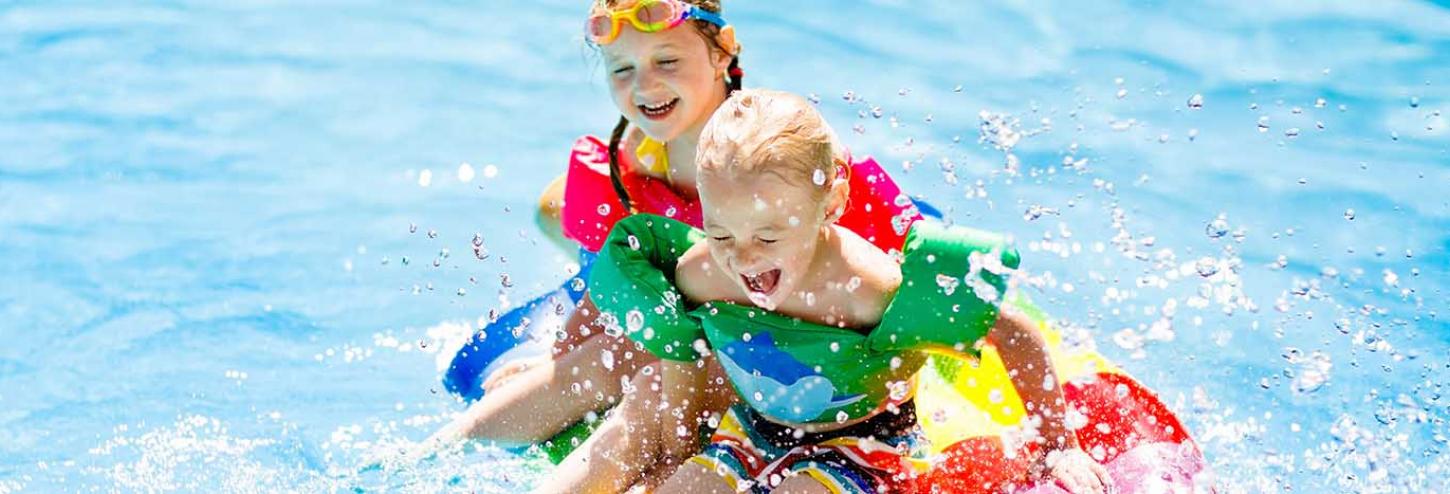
[689,401,928,493]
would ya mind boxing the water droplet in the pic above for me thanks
[457,162,475,182]
[1284,128,1300,138]
[845,277,862,293]
[1187,93,1204,109]
[627,235,641,250]
[829,342,841,353]
[418,169,433,187]
[408,223,417,234]
[1205,216,1230,238]
[836,411,850,423]
[1314,98,1327,108]
[988,388,1004,404]
[625,309,645,334]
[427,229,438,239]
[841,90,856,102]
[1195,257,1220,277]
[870,106,884,119]
[1257,116,1271,133]
[935,274,959,295]
[1410,96,1420,108]
[1116,88,1128,99]
[812,169,827,186]
[1115,383,1130,398]
[597,204,611,216]
[482,164,499,179]
[1344,209,1356,221]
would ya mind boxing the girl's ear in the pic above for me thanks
[715,25,740,65]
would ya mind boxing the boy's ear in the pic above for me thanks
[824,175,850,223]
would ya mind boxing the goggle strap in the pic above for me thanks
[684,6,727,28]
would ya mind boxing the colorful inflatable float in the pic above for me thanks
[443,136,1209,490]
[915,295,1213,493]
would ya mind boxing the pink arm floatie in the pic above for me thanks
[561,136,920,253]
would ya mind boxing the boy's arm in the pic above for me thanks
[534,173,574,253]
[990,308,1111,493]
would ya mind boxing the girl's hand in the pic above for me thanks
[1043,448,1113,494]
[481,355,544,393]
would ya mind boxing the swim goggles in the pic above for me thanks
[586,0,728,45]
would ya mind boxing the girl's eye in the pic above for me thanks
[710,236,732,242]
[758,238,779,245]
[658,58,679,67]
[612,66,634,76]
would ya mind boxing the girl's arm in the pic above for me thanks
[990,309,1112,493]
[534,173,575,253]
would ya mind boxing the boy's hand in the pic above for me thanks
[1044,448,1112,494]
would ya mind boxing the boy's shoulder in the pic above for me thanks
[673,241,744,306]
[830,227,903,327]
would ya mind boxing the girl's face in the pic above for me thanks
[601,22,731,143]
[698,170,834,310]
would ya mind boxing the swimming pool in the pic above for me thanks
[1,0,1445,491]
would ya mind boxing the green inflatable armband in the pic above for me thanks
[588,214,706,361]
[869,221,1020,359]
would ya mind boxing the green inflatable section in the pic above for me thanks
[588,214,706,361]
[591,214,1019,424]
[540,214,1020,458]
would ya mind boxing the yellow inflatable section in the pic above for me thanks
[915,294,1120,453]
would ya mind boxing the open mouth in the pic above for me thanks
[740,269,782,296]
[638,98,679,121]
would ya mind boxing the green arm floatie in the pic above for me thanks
[869,221,1021,359]
[588,214,706,361]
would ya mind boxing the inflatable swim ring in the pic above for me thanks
[915,294,1212,493]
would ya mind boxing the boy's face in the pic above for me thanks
[699,170,827,310]
[601,23,730,143]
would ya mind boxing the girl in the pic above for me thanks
[422,0,925,462]
[556,89,1112,493]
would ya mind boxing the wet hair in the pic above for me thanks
[696,89,844,200]
[594,0,743,212]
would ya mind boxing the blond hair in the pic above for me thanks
[697,89,844,196]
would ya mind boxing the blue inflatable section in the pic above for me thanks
[443,250,596,402]
[442,198,939,402]
[912,196,943,220]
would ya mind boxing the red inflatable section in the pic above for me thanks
[922,373,1205,494]
[560,135,920,253]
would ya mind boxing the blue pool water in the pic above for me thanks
[1,1,1446,492]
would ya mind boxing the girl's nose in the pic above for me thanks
[633,67,662,92]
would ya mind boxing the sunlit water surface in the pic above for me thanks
[1,1,1447,492]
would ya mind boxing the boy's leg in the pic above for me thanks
[771,475,835,494]
[531,363,665,494]
[655,462,738,494]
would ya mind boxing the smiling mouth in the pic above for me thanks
[741,269,782,296]
[638,98,679,120]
